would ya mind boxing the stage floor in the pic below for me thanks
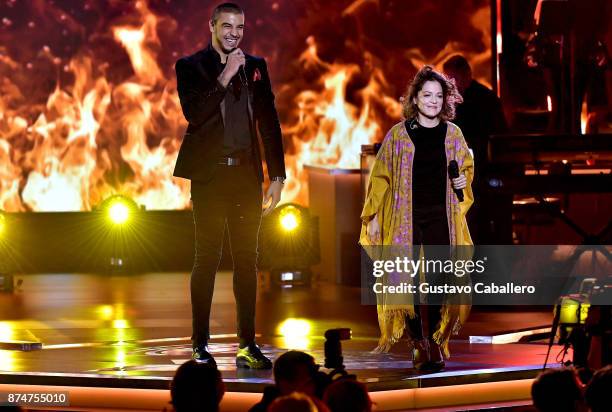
[0,338,559,393]
[0,272,558,397]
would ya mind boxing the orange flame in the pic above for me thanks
[1,0,189,211]
[280,5,492,204]
[580,99,588,134]
[112,1,163,86]
[280,36,402,204]
[0,0,492,211]
[406,5,492,87]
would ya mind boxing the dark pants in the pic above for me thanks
[190,162,262,347]
[468,184,513,245]
[407,204,449,340]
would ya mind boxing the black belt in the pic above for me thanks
[218,156,250,166]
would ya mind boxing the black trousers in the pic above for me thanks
[407,204,449,340]
[190,163,262,347]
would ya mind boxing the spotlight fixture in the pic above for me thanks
[279,205,301,232]
[546,277,612,369]
[96,195,142,272]
[259,203,320,286]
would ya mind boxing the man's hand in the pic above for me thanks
[367,214,381,243]
[262,180,284,216]
[218,48,245,87]
[452,174,467,190]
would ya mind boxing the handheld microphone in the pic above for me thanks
[230,47,247,86]
[238,65,247,86]
[448,160,464,202]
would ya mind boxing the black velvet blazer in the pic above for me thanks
[173,44,286,183]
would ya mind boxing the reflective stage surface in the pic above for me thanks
[0,272,559,392]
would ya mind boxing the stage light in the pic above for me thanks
[279,205,301,232]
[97,305,115,320]
[548,278,612,368]
[109,202,130,224]
[98,195,140,226]
[259,203,320,287]
[107,200,130,225]
[95,196,143,272]
[559,298,590,325]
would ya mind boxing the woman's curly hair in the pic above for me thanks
[401,65,463,121]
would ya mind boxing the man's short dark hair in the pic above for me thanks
[324,379,372,412]
[211,2,244,23]
[531,368,582,412]
[273,350,318,384]
[170,360,225,412]
[443,54,472,77]
[585,365,612,412]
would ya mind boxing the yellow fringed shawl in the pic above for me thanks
[359,120,474,357]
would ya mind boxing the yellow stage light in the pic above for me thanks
[97,305,114,320]
[98,195,139,226]
[279,205,301,232]
[559,298,590,325]
[108,202,130,225]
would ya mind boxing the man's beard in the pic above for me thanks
[220,44,235,53]
[214,34,239,54]
[221,37,240,53]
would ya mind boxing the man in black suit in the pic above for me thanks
[174,2,285,369]
[443,55,510,244]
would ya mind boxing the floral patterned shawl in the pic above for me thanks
[359,120,474,357]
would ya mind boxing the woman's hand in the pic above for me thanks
[367,215,381,243]
[452,174,467,190]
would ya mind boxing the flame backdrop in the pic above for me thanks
[0,0,491,211]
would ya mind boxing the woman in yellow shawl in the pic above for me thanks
[360,66,473,372]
